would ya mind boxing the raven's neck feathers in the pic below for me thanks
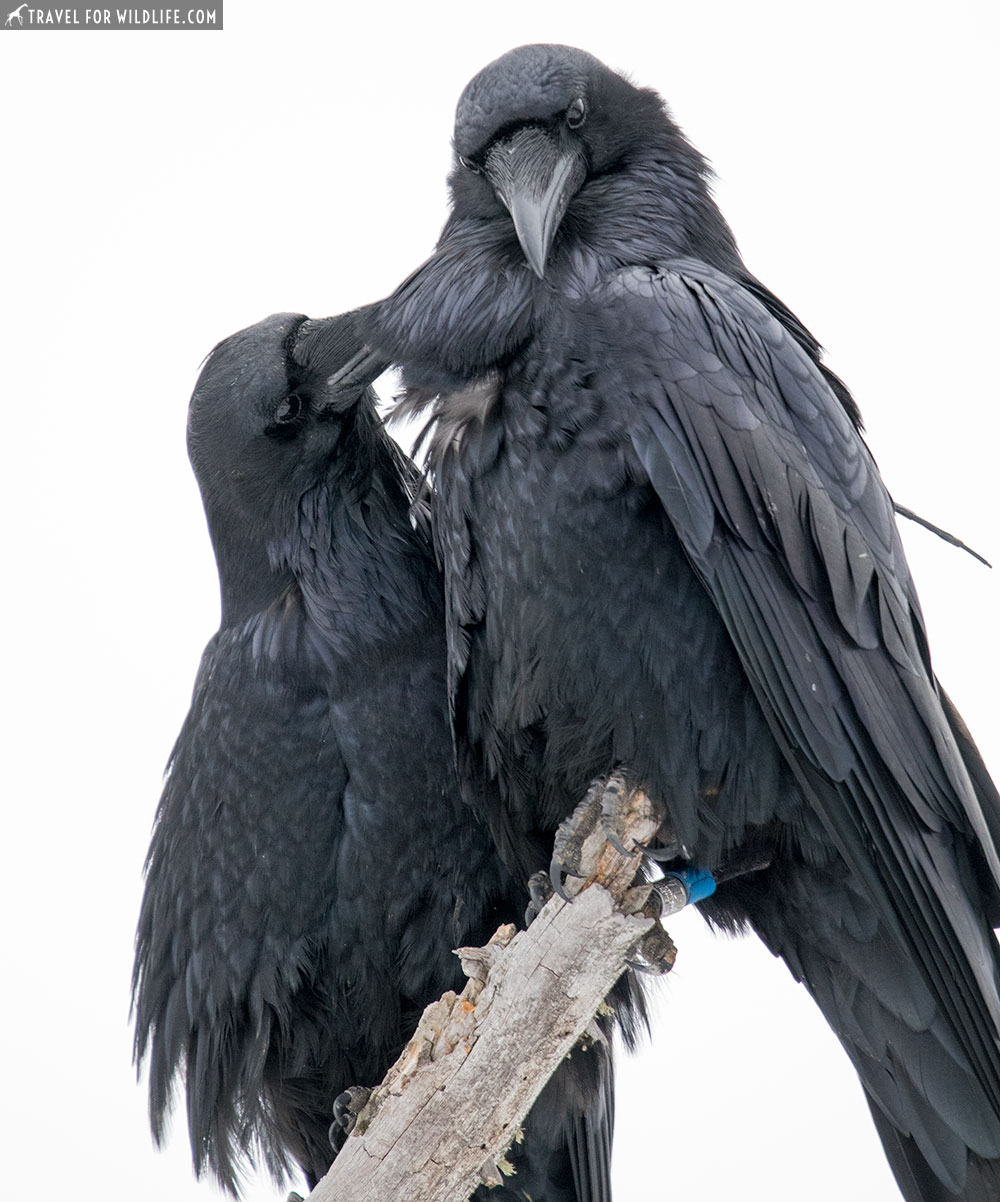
[570,133,743,274]
[223,408,438,677]
[214,534,294,629]
[289,411,438,663]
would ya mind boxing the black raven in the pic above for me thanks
[131,310,617,1200]
[364,44,1000,1200]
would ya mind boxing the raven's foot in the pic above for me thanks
[550,770,673,898]
[525,869,554,925]
[548,777,606,899]
[625,880,679,975]
[329,1085,372,1147]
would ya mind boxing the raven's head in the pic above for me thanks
[448,43,730,278]
[187,311,383,621]
[368,45,739,396]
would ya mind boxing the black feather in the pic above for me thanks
[366,43,1000,1200]
[133,308,615,1200]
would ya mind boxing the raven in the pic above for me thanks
[131,309,617,1200]
[364,44,1000,1200]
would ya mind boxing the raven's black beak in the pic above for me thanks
[484,127,587,278]
[292,309,390,406]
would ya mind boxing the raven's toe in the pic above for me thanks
[329,1085,372,1147]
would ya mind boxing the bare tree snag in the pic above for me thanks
[306,774,674,1202]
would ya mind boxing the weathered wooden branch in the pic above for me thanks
[305,774,675,1202]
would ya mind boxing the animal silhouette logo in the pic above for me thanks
[5,3,29,25]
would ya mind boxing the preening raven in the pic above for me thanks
[364,44,1000,1200]
[131,310,617,1200]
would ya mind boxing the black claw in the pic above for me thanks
[634,838,681,862]
[549,865,569,901]
[332,1089,353,1131]
[549,856,582,902]
[604,828,633,857]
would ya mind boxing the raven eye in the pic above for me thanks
[274,393,302,423]
[458,153,481,174]
[566,98,586,129]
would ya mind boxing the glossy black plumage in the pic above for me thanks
[366,44,1000,1200]
[131,309,615,1200]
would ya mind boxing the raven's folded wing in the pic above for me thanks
[615,261,1000,1182]
[133,607,349,1189]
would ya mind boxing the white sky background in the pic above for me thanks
[2,2,998,1199]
